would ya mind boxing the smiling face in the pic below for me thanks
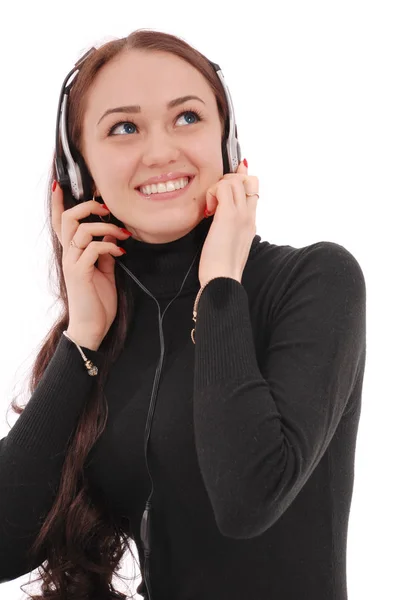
[80,49,224,243]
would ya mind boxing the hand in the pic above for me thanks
[198,160,259,287]
[51,182,131,349]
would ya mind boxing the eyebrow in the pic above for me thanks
[97,95,206,125]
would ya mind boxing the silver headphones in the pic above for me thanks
[54,46,242,202]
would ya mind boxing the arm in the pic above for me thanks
[193,242,366,539]
[0,334,105,582]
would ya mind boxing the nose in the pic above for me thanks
[141,128,180,167]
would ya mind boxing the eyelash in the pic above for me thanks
[106,108,204,136]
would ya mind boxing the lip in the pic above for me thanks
[136,176,195,201]
[136,171,195,187]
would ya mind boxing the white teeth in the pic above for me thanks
[139,177,190,195]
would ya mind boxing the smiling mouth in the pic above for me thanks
[135,176,195,200]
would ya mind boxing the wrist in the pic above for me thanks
[65,328,103,352]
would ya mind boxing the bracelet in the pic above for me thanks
[191,278,219,345]
[62,331,99,376]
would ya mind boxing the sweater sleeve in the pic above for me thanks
[0,334,105,583]
[192,241,366,539]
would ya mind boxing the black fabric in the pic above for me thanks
[0,214,366,600]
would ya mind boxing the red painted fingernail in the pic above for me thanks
[243,158,248,168]
[101,203,110,211]
[52,180,58,192]
[120,228,132,236]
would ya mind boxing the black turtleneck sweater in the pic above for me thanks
[0,215,366,599]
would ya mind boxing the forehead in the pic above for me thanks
[84,50,215,119]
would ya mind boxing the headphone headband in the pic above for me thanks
[55,47,241,202]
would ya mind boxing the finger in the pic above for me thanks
[97,235,119,276]
[60,199,110,252]
[243,175,259,197]
[51,181,65,245]
[224,173,259,191]
[222,160,248,180]
[236,159,248,174]
[67,221,129,255]
[204,161,253,214]
[206,180,235,215]
[206,174,252,213]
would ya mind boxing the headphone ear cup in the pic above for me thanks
[236,141,242,165]
[71,147,95,201]
[55,155,70,190]
[222,137,230,175]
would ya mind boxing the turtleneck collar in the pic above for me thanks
[117,215,262,300]
[117,215,215,299]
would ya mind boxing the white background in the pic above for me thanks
[0,1,399,598]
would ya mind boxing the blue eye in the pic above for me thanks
[176,111,200,126]
[108,122,137,135]
[107,109,203,136]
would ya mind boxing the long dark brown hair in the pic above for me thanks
[7,29,229,600]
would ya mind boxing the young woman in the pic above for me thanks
[0,29,366,600]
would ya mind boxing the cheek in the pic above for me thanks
[189,137,223,168]
[96,147,136,183]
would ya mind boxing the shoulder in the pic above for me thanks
[281,241,367,323]
[248,238,366,311]
[299,241,365,293]
[251,236,365,284]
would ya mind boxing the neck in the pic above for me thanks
[117,216,214,299]
[117,215,261,300]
